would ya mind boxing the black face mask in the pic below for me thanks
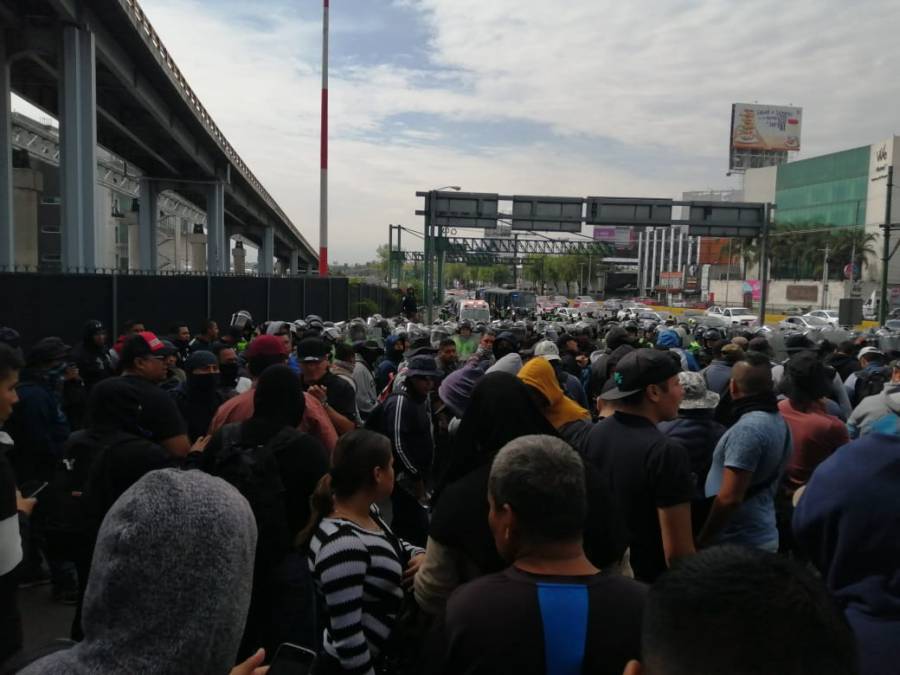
[219,362,240,389]
[187,373,220,396]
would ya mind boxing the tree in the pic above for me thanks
[830,228,877,275]
[523,255,545,293]
[375,244,390,280]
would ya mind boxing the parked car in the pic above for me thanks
[779,315,829,332]
[706,306,759,328]
[804,309,840,328]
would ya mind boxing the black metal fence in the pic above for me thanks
[0,269,398,348]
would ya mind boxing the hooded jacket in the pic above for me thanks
[848,382,900,438]
[518,357,591,431]
[19,469,257,675]
[71,321,113,391]
[794,434,900,675]
[825,351,861,382]
[702,359,734,396]
[375,335,404,392]
[657,330,699,372]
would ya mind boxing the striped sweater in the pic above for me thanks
[308,510,423,675]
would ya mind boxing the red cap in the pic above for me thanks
[246,334,289,358]
[137,331,174,356]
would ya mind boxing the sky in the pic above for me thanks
[17,0,900,263]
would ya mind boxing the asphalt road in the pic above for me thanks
[18,584,76,653]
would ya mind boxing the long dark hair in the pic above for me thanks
[297,429,392,546]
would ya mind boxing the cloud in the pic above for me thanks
[130,0,898,262]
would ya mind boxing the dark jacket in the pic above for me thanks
[401,294,418,315]
[70,344,113,392]
[382,389,434,479]
[658,410,725,498]
[4,369,71,484]
[375,336,405,392]
[590,343,635,400]
[825,352,860,382]
[794,433,900,675]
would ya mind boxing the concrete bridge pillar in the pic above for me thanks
[0,31,12,269]
[259,226,274,275]
[59,25,98,271]
[290,249,302,275]
[137,178,158,271]
[205,181,225,273]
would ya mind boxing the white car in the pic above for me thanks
[804,310,840,328]
[617,302,651,322]
[556,307,582,321]
[779,315,829,332]
[706,306,758,328]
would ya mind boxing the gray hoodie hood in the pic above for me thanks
[21,469,257,675]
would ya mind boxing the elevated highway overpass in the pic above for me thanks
[0,0,317,273]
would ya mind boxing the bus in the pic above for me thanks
[477,287,537,317]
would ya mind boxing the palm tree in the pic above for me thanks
[830,228,877,275]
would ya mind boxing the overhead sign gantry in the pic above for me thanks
[408,191,771,323]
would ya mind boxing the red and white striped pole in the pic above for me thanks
[319,0,329,276]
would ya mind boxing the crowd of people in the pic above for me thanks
[0,309,896,674]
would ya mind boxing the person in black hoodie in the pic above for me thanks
[589,326,636,407]
[825,340,862,382]
[170,350,225,442]
[70,320,113,392]
[67,376,208,639]
[203,365,329,658]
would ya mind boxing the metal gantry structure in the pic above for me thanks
[392,190,774,323]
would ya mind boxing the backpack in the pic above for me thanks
[854,367,890,403]
[212,423,292,567]
[364,392,401,437]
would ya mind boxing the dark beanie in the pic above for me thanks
[253,365,306,428]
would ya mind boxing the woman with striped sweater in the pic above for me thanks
[304,430,424,675]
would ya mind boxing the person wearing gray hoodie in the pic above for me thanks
[17,469,258,675]
[848,361,900,439]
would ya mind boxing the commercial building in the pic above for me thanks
[693,136,898,311]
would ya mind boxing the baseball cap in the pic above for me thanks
[121,332,175,364]
[859,346,885,360]
[405,355,441,379]
[245,335,289,359]
[601,348,682,400]
[297,338,331,362]
[26,337,71,366]
[534,340,561,362]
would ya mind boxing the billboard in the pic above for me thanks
[731,104,802,153]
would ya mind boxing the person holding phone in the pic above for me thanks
[302,430,425,675]
[0,342,30,662]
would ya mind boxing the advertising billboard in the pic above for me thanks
[731,104,802,153]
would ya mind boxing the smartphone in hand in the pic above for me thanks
[268,643,316,675]
[23,481,49,499]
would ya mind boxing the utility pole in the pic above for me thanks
[821,244,829,309]
[880,166,894,326]
[318,0,329,276]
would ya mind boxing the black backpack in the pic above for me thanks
[212,423,292,567]
[854,367,890,403]
[363,392,402,437]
